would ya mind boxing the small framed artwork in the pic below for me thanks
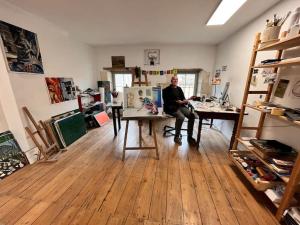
[144,49,160,66]
[111,56,125,68]
[274,79,290,98]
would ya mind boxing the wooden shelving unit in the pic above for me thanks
[232,32,300,222]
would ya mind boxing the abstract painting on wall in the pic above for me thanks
[0,20,44,74]
[45,77,76,104]
[0,131,29,180]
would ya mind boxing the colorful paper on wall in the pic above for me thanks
[141,69,178,76]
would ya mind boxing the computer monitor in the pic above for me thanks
[220,82,230,102]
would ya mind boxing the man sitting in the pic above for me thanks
[163,76,196,145]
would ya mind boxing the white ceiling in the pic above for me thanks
[5,0,280,46]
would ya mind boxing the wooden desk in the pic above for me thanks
[107,102,123,136]
[190,101,240,150]
[121,108,164,161]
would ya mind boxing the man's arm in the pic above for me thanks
[176,87,188,105]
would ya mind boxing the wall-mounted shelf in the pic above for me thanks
[257,34,300,51]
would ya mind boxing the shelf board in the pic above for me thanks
[236,138,290,183]
[258,35,300,51]
[244,104,268,112]
[253,57,300,68]
[229,151,283,191]
[244,104,300,127]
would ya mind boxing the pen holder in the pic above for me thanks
[271,107,285,116]
[261,26,281,43]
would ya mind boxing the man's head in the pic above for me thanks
[171,76,178,87]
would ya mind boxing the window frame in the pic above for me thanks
[177,69,201,97]
[112,71,133,92]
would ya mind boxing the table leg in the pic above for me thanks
[152,120,159,160]
[230,117,239,150]
[196,118,203,149]
[122,120,129,161]
[149,120,152,135]
[117,108,121,130]
[138,120,143,147]
[210,119,213,128]
[112,108,117,136]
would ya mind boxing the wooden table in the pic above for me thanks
[121,108,164,161]
[107,102,123,136]
[190,101,241,150]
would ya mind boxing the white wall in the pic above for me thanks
[96,44,216,87]
[214,0,300,150]
[0,0,98,122]
[0,101,8,132]
[0,0,98,160]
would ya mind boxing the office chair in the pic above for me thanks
[162,113,188,137]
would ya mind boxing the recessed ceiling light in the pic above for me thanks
[207,0,247,26]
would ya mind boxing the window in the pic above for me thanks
[177,73,197,98]
[113,73,132,92]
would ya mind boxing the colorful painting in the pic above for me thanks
[45,77,76,104]
[0,20,44,73]
[0,131,29,180]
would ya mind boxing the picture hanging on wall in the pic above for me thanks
[211,69,221,85]
[0,131,29,180]
[274,79,290,98]
[111,56,125,68]
[45,77,76,104]
[0,20,44,74]
[290,79,300,98]
[144,49,160,66]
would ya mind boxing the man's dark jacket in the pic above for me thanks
[162,85,186,114]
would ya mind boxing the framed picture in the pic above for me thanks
[274,79,290,98]
[144,49,160,66]
[0,20,44,74]
[111,56,125,68]
[45,77,76,104]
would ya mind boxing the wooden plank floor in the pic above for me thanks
[0,120,280,225]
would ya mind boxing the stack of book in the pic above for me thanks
[283,207,300,225]
[249,139,297,159]
[270,158,294,177]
